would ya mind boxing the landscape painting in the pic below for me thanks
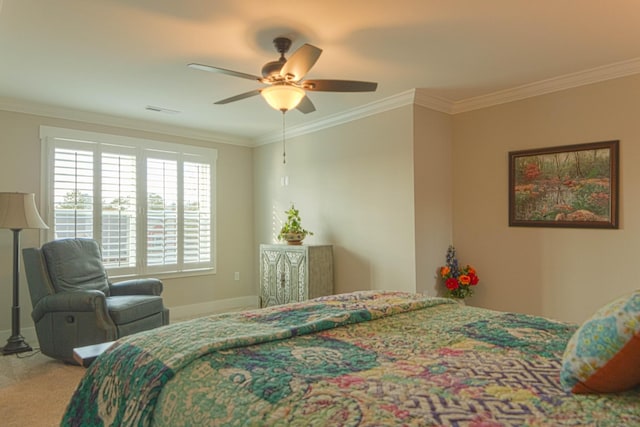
[509,140,619,228]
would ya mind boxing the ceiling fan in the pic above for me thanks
[188,37,378,114]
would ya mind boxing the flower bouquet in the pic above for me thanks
[440,245,479,299]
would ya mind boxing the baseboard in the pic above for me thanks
[0,295,260,348]
[169,295,260,321]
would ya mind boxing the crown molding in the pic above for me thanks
[0,97,252,147]
[255,58,640,145]
[255,90,417,145]
[4,56,640,146]
[452,57,640,114]
[413,90,455,114]
[256,57,640,144]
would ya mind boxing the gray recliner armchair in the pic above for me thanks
[22,238,169,363]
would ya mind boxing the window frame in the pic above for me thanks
[40,126,217,278]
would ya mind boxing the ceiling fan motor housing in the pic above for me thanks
[261,37,292,79]
[261,60,285,79]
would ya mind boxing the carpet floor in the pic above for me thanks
[0,310,250,425]
[0,351,85,426]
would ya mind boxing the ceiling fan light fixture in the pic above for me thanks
[189,36,376,113]
[261,85,305,112]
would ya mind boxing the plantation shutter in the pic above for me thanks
[53,147,94,239]
[101,151,137,270]
[146,157,178,268]
[42,126,217,276]
[183,161,212,265]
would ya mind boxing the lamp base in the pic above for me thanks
[1,334,32,355]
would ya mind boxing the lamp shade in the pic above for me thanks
[0,192,48,230]
[261,85,305,112]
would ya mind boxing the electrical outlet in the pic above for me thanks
[234,272,240,281]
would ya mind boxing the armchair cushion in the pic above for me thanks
[107,295,165,325]
[110,278,163,296]
[41,239,110,295]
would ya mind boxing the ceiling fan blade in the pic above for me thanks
[188,63,262,82]
[214,89,262,105]
[302,79,378,92]
[296,95,316,114]
[280,44,322,81]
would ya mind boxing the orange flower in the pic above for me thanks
[458,275,471,285]
[466,266,476,275]
[440,266,450,276]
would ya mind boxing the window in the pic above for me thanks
[41,126,217,276]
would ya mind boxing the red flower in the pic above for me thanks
[445,278,459,290]
[469,273,479,286]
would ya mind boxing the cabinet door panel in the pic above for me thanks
[283,249,306,303]
[261,248,282,307]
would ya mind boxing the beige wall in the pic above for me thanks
[254,74,640,324]
[3,73,638,333]
[0,109,255,332]
[453,74,640,323]
[253,106,419,294]
[413,105,454,295]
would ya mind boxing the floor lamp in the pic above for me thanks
[0,192,48,355]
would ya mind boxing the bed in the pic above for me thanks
[62,291,640,426]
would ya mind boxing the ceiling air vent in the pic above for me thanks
[145,105,180,114]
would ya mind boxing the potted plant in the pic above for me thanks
[278,204,313,245]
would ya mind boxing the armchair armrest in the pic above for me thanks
[109,278,163,296]
[31,290,108,323]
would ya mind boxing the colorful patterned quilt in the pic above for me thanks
[62,291,640,426]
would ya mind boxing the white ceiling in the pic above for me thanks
[1,0,640,144]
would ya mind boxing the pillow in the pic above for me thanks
[560,290,640,393]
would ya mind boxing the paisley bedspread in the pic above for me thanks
[62,291,640,426]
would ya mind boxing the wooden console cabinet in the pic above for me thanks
[259,244,333,308]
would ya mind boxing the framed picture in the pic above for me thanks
[509,140,619,228]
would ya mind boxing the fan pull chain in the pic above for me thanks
[281,111,286,164]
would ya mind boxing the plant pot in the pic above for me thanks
[283,232,304,245]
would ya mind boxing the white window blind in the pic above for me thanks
[41,126,217,276]
[146,157,178,268]
[184,161,212,265]
[101,152,137,270]
[53,148,94,239]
